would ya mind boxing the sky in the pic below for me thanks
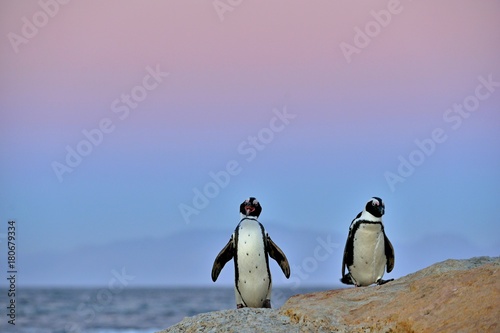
[0,0,499,287]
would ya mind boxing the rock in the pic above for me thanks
[156,308,301,333]
[281,256,500,333]
[159,257,499,333]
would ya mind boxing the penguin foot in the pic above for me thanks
[236,304,245,309]
[340,274,355,285]
[262,299,272,308]
[376,278,394,285]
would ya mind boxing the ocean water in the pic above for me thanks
[0,286,327,333]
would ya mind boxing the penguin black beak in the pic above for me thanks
[378,206,385,216]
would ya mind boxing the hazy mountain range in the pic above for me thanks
[21,225,498,287]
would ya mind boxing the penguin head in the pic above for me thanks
[240,197,262,217]
[365,197,385,218]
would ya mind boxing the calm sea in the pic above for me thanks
[0,286,327,333]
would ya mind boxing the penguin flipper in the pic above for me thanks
[341,222,356,281]
[384,232,395,273]
[211,236,234,282]
[266,235,290,278]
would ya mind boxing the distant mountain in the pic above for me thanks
[20,226,498,288]
[394,232,500,274]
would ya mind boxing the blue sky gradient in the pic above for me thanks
[0,1,499,286]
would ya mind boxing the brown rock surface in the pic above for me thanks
[160,257,499,333]
[280,256,500,332]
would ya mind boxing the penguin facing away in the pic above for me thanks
[341,197,395,287]
[211,197,290,308]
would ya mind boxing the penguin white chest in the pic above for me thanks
[350,223,386,286]
[235,220,271,307]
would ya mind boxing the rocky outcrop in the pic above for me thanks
[157,308,297,333]
[281,256,499,332]
[159,256,499,333]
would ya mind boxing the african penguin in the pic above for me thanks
[211,197,290,308]
[341,197,395,287]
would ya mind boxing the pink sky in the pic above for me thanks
[0,1,499,285]
[2,1,499,131]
